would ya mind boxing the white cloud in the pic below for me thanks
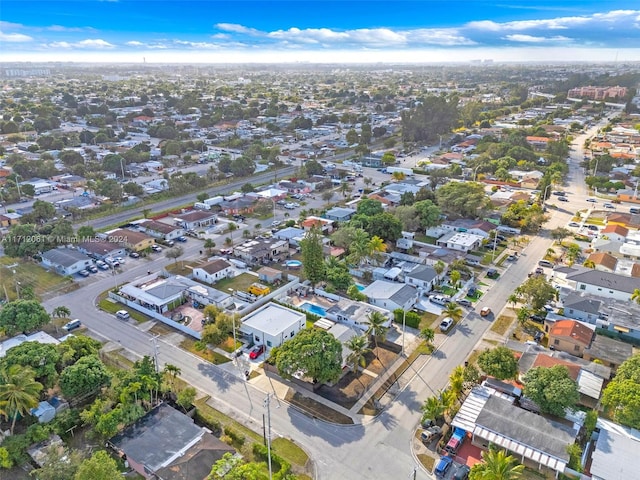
[215,23,260,35]
[43,38,114,49]
[126,41,145,46]
[47,25,96,33]
[504,34,570,43]
[0,30,33,42]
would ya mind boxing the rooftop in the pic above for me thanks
[584,335,633,366]
[197,259,231,275]
[591,419,640,480]
[361,280,417,307]
[41,247,90,267]
[109,228,153,245]
[241,302,305,336]
[567,269,640,294]
[549,319,594,346]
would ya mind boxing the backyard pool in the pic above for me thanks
[355,283,365,291]
[300,302,327,317]
[285,260,302,269]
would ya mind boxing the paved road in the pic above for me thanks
[43,117,616,479]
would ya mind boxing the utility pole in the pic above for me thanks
[263,394,273,480]
[401,309,406,356]
[150,335,160,374]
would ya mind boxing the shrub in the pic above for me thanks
[223,426,245,447]
[252,443,292,479]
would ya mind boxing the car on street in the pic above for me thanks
[604,203,615,209]
[271,220,282,227]
[78,269,90,277]
[87,265,98,273]
[249,344,265,360]
[558,196,569,202]
[506,254,516,261]
[116,310,130,320]
[568,222,580,227]
[480,307,492,317]
[586,198,597,203]
[486,268,499,279]
[587,225,599,231]
[456,299,472,307]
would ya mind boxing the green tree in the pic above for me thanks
[74,450,121,480]
[449,270,461,289]
[52,306,71,319]
[514,275,557,311]
[442,302,463,321]
[366,311,390,355]
[57,335,102,367]
[300,226,326,288]
[436,181,491,218]
[421,395,446,423]
[177,386,197,411]
[419,327,435,346]
[271,328,342,384]
[523,365,579,416]
[346,284,367,301]
[0,365,43,435]
[59,355,111,398]
[0,299,51,336]
[1,341,60,387]
[204,238,216,254]
[601,355,640,429]
[478,347,518,380]
[76,225,95,240]
[469,448,524,480]
[321,189,335,205]
[165,245,184,265]
[356,198,384,217]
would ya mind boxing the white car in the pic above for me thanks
[439,317,454,332]
[151,245,162,252]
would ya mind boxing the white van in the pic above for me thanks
[429,294,451,306]
[63,319,81,331]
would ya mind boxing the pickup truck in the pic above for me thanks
[445,427,466,455]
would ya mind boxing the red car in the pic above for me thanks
[249,344,265,360]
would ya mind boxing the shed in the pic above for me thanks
[257,266,282,284]
[31,401,56,423]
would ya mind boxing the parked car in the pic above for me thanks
[271,220,282,227]
[586,198,597,203]
[78,269,90,277]
[96,261,109,270]
[116,310,130,320]
[456,299,472,307]
[506,254,517,261]
[534,330,545,342]
[129,251,140,258]
[454,465,471,480]
[604,203,615,209]
[249,344,265,360]
[439,317,454,333]
[176,236,188,242]
[568,222,580,227]
[420,425,442,443]
[421,418,435,429]
[63,319,81,332]
[480,307,492,317]
[587,225,599,231]
[486,268,499,279]
[558,196,569,202]
[434,456,453,477]
[87,265,98,273]
[151,245,163,252]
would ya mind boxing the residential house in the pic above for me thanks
[0,212,21,228]
[301,216,334,234]
[186,283,233,310]
[0,331,60,358]
[526,136,550,150]
[560,292,602,324]
[586,252,618,273]
[274,227,306,247]
[109,228,155,252]
[590,419,640,480]
[436,231,483,253]
[108,403,234,480]
[314,319,363,370]
[404,265,439,292]
[219,196,256,215]
[583,335,633,372]
[135,220,185,242]
[606,212,640,230]
[439,219,496,239]
[565,269,640,302]
[361,280,417,312]
[548,319,594,357]
[257,266,282,284]
[239,303,305,351]
[233,238,288,265]
[325,207,356,222]
[77,238,126,259]
[173,210,217,231]
[192,259,232,285]
[41,248,93,275]
[119,274,187,315]
[451,386,577,476]
[600,224,629,243]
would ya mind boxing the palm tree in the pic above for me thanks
[0,366,43,435]
[583,259,596,269]
[363,177,373,188]
[419,327,435,345]
[442,302,463,322]
[421,395,446,423]
[433,260,446,278]
[242,229,251,239]
[52,306,71,319]
[347,229,371,266]
[507,293,520,309]
[227,222,237,238]
[163,364,181,391]
[366,311,390,364]
[392,171,406,182]
[546,247,556,259]
[470,448,524,480]
[204,238,215,254]
[631,288,640,305]
[565,243,582,265]
[340,181,350,198]
[345,336,371,387]
[449,270,461,289]
[367,235,386,265]
[449,366,465,398]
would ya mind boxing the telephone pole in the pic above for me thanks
[263,394,273,480]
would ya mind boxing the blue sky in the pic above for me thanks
[1,1,640,63]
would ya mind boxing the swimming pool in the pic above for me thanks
[285,260,302,268]
[355,283,365,291]
[300,302,327,317]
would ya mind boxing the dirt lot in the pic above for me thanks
[363,345,400,375]
[317,370,376,409]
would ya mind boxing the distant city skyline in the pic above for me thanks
[1,1,640,63]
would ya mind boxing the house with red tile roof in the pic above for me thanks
[525,136,550,150]
[586,252,618,273]
[600,224,629,242]
[548,320,594,358]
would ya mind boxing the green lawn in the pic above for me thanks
[98,298,150,323]
[490,315,515,336]
[164,260,200,277]
[215,272,260,294]
[180,338,231,364]
[0,256,78,302]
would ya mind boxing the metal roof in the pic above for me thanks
[591,419,640,480]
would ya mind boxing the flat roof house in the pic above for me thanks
[566,270,640,302]
[233,238,288,265]
[240,303,306,351]
[590,419,640,480]
[41,247,93,276]
[436,231,483,253]
[108,403,234,480]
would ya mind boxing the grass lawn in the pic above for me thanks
[218,336,242,353]
[490,315,515,336]
[180,338,231,364]
[419,312,439,330]
[417,453,435,472]
[415,234,437,244]
[0,256,78,301]
[215,272,260,294]
[271,437,309,466]
[98,298,150,323]
[466,349,482,367]
[164,260,199,277]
